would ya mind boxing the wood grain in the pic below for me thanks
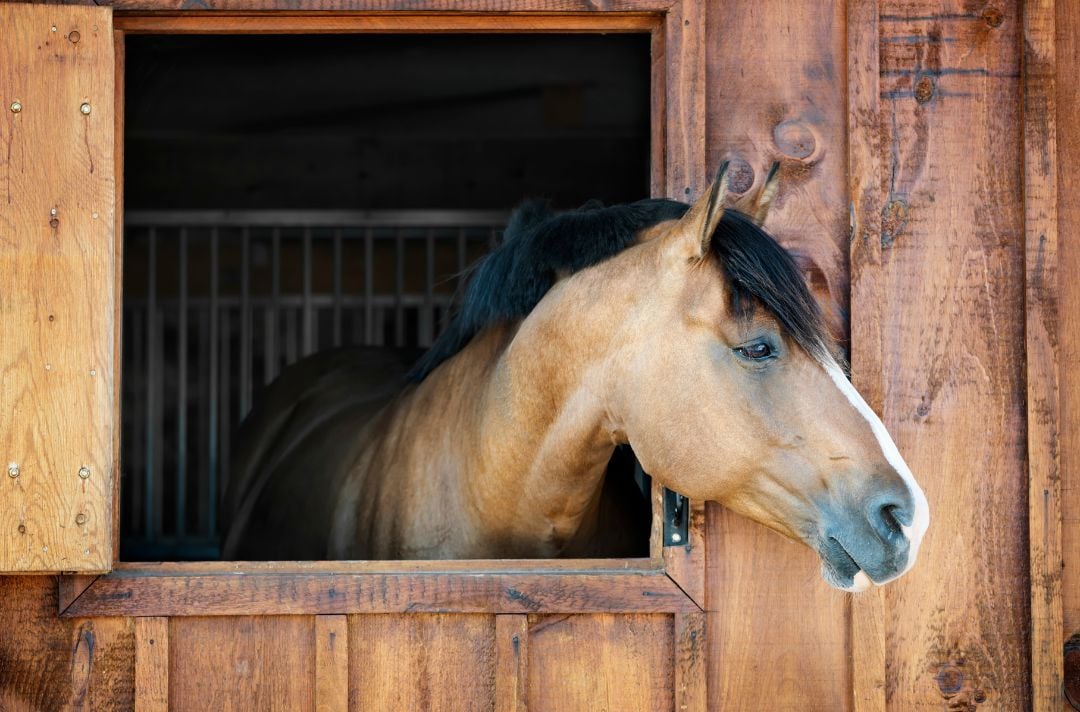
[169,616,315,711]
[0,4,116,573]
[494,615,528,712]
[663,498,706,607]
[674,612,706,712]
[876,2,1029,707]
[0,576,134,710]
[58,573,99,613]
[65,569,699,617]
[526,614,673,712]
[1023,0,1063,707]
[135,617,168,712]
[109,0,676,11]
[1058,0,1080,703]
[703,0,852,707]
[349,613,495,712]
[114,13,660,34]
[314,615,348,711]
[846,0,887,709]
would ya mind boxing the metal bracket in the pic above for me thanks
[663,487,689,547]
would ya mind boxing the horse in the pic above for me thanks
[221,164,929,592]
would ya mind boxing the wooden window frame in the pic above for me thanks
[61,0,708,620]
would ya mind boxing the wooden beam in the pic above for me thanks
[315,615,349,711]
[109,0,676,11]
[1024,0,1064,707]
[673,612,705,712]
[847,0,887,709]
[64,569,700,617]
[134,617,168,712]
[58,575,99,614]
[494,615,529,712]
[114,12,661,34]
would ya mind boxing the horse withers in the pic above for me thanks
[222,164,929,592]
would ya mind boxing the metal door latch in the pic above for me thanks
[663,487,689,547]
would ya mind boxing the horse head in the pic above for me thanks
[608,164,929,591]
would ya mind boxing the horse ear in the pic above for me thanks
[672,161,730,260]
[749,161,781,226]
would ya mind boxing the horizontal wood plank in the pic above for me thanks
[64,570,700,617]
[110,0,677,12]
[115,13,660,33]
[112,558,660,575]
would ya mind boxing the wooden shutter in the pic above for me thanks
[0,4,116,573]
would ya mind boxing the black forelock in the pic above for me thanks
[708,209,831,363]
[406,198,830,381]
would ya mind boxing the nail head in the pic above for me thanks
[10,101,22,114]
[671,533,683,543]
[80,103,91,115]
[78,466,91,479]
[7,463,19,478]
[75,513,87,526]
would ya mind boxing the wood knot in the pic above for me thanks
[935,664,964,695]
[981,6,1004,27]
[68,30,81,44]
[1066,633,1080,709]
[881,199,909,247]
[772,120,816,160]
[726,157,755,195]
[915,76,936,104]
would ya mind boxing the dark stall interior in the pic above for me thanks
[120,33,653,560]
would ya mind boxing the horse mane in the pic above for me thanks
[407,198,830,381]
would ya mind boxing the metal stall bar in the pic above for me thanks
[208,227,220,538]
[177,227,189,539]
[302,227,314,357]
[144,227,158,542]
[240,227,252,418]
[333,228,343,348]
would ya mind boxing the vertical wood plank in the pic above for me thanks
[135,617,168,712]
[0,4,117,573]
[674,612,706,712]
[170,616,315,711]
[113,27,126,562]
[846,0,887,710]
[1059,0,1080,703]
[704,0,852,707]
[875,2,1029,707]
[527,614,673,712]
[315,615,348,712]
[495,615,528,712]
[1023,0,1063,707]
[663,498,706,607]
[0,576,135,710]
[349,614,495,712]
[663,0,706,201]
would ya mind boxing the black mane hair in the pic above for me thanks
[407,198,830,381]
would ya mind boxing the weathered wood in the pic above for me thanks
[134,617,168,712]
[662,0,705,201]
[58,574,99,613]
[494,615,529,712]
[114,13,660,33]
[1059,0,1080,706]
[1023,0,1063,707]
[673,612,706,712]
[662,498,705,607]
[527,614,673,711]
[106,558,660,575]
[0,576,134,710]
[703,0,852,706]
[314,615,348,711]
[110,0,676,11]
[705,507,852,709]
[65,569,700,617]
[875,2,1028,707]
[846,0,887,709]
[112,28,126,562]
[169,616,315,710]
[349,613,495,711]
[0,3,116,573]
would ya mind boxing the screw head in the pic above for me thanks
[75,513,87,526]
[80,102,91,115]
[7,463,19,478]
[10,101,22,113]
[78,466,90,479]
[670,532,683,544]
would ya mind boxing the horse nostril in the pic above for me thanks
[869,501,907,542]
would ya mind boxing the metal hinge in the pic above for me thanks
[663,487,689,547]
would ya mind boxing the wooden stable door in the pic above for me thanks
[0,4,118,574]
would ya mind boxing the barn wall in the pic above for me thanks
[0,0,1074,709]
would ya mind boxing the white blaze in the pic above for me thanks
[823,361,931,587]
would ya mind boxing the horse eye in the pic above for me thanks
[737,342,773,360]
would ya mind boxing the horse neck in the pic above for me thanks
[460,275,631,555]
